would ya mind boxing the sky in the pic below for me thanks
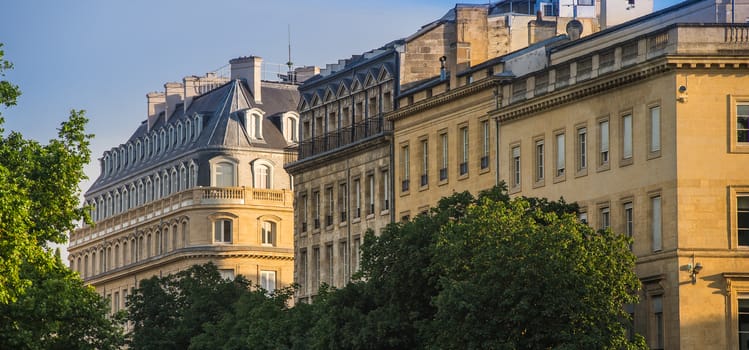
[0,0,684,259]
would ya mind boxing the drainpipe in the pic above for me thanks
[494,83,502,187]
[346,158,351,282]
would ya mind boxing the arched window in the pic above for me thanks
[132,237,139,263]
[129,184,137,208]
[146,234,152,258]
[84,255,89,278]
[76,256,81,274]
[128,144,134,165]
[145,137,151,158]
[114,191,121,214]
[177,122,184,145]
[163,170,171,196]
[121,188,128,212]
[122,241,128,265]
[171,224,178,251]
[246,109,265,140]
[194,115,203,138]
[154,174,161,200]
[90,201,97,222]
[138,181,144,205]
[106,194,113,218]
[171,168,178,193]
[155,230,162,255]
[189,162,198,188]
[98,197,104,220]
[114,244,120,268]
[136,140,142,162]
[186,119,192,142]
[112,152,119,172]
[168,126,175,149]
[212,161,236,187]
[180,165,187,191]
[251,159,274,189]
[283,111,300,142]
[160,129,167,153]
[146,178,153,202]
[181,220,188,248]
[261,221,276,246]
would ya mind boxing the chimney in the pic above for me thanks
[230,56,263,104]
[147,92,166,132]
[183,76,199,111]
[164,82,184,122]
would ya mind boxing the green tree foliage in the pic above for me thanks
[0,253,126,349]
[127,263,252,349]
[0,45,124,349]
[127,185,645,349]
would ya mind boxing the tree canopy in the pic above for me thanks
[128,185,645,349]
[0,44,125,349]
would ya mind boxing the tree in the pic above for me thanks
[429,189,645,349]
[126,263,251,349]
[0,252,126,349]
[0,44,124,349]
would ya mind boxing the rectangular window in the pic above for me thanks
[600,120,610,166]
[738,196,749,246]
[421,140,429,187]
[313,190,320,229]
[339,183,347,222]
[219,269,235,281]
[114,292,120,312]
[650,106,661,153]
[313,247,320,290]
[481,120,490,169]
[622,114,633,160]
[402,145,410,192]
[339,241,348,283]
[555,133,565,177]
[353,179,361,218]
[381,169,390,211]
[739,297,749,348]
[261,221,276,246]
[579,212,588,225]
[326,244,334,285]
[440,133,448,181]
[652,296,664,350]
[624,202,634,251]
[260,271,276,293]
[300,250,307,293]
[460,126,469,175]
[353,238,361,272]
[325,187,334,227]
[738,104,749,143]
[367,174,375,215]
[535,140,545,182]
[214,219,232,243]
[652,196,662,251]
[301,193,308,232]
[600,207,610,230]
[511,146,521,189]
[577,127,587,171]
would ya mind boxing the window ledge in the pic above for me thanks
[352,218,361,224]
[366,214,375,220]
[533,180,545,189]
[380,209,389,216]
[596,163,610,173]
[338,222,347,228]
[619,157,633,167]
[575,168,588,178]
[647,151,662,160]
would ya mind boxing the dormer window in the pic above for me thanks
[168,126,175,148]
[160,129,167,152]
[282,112,300,143]
[136,140,142,162]
[177,122,184,145]
[153,133,160,155]
[185,119,192,141]
[245,109,265,140]
[194,115,203,139]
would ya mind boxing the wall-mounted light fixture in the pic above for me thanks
[687,256,703,283]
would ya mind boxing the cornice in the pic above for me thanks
[386,77,498,122]
[284,133,391,174]
[493,59,672,123]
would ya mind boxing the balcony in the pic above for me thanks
[286,116,392,162]
[70,187,293,247]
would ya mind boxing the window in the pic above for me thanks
[555,133,565,177]
[739,196,749,246]
[313,247,320,289]
[313,190,320,229]
[624,202,634,251]
[213,161,235,187]
[651,295,664,350]
[420,139,429,187]
[439,133,448,181]
[739,297,749,349]
[599,119,610,167]
[219,269,235,280]
[535,139,545,183]
[577,127,587,172]
[381,169,389,211]
[481,120,490,170]
[600,206,610,230]
[511,145,521,189]
[214,219,232,243]
[652,196,662,251]
[649,106,661,154]
[579,212,588,225]
[339,183,347,222]
[339,241,348,283]
[114,291,120,313]
[353,179,361,219]
[300,192,308,232]
[299,250,308,293]
[326,244,334,285]
[260,271,276,293]
[353,238,361,272]
[248,112,263,139]
[367,174,375,215]
[261,221,276,246]
[324,187,334,227]
[739,103,749,143]
[255,164,271,189]
[622,113,633,161]
[401,145,410,192]
[460,126,469,176]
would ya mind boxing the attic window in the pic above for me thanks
[247,112,263,140]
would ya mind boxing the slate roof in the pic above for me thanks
[86,79,299,195]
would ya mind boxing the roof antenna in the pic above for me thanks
[286,24,294,83]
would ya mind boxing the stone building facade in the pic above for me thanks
[68,56,302,313]
[389,0,749,348]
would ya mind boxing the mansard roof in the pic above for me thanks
[87,79,298,195]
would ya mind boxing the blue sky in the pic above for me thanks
[1,1,685,257]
